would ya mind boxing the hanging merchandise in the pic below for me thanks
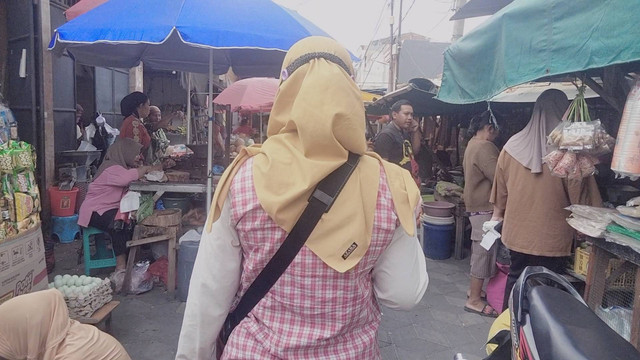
[611,79,640,180]
[0,104,18,145]
[545,84,615,179]
[0,141,42,244]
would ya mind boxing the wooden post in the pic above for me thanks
[37,0,55,226]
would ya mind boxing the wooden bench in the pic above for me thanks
[77,300,120,333]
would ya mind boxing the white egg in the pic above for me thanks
[57,287,65,295]
[48,282,54,289]
[79,275,86,280]
[54,275,62,282]
[82,277,92,286]
[54,278,63,288]
[71,274,79,282]
[62,274,71,283]
[82,285,91,294]
[75,278,84,287]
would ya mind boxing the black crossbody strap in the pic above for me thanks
[220,152,360,343]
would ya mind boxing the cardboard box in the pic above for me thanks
[0,224,48,305]
[574,246,591,277]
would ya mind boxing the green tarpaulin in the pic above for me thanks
[437,0,640,104]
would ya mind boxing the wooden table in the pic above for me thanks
[584,237,640,349]
[77,300,120,333]
[129,180,209,202]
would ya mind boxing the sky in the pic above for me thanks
[273,0,489,53]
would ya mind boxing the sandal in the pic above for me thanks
[464,304,499,318]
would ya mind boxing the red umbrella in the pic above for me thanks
[214,77,279,113]
[65,0,109,21]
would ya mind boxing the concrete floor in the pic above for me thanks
[50,239,492,360]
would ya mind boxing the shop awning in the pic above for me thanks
[361,91,381,103]
[438,0,640,104]
[450,0,512,21]
[367,78,485,117]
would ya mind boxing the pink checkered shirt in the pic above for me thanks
[221,158,398,360]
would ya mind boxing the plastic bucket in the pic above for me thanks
[422,221,454,260]
[421,214,454,225]
[162,195,191,215]
[48,187,78,217]
[177,241,200,302]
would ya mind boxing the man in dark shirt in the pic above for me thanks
[374,100,422,173]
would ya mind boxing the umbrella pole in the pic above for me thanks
[207,50,214,213]
[186,73,192,144]
[260,112,263,142]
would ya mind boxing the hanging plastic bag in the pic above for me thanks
[612,79,640,180]
[128,260,153,295]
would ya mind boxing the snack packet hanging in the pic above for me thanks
[11,141,34,171]
[1,175,15,223]
[0,146,13,173]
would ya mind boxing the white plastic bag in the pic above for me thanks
[77,140,97,152]
[119,191,141,212]
[128,260,153,295]
[565,205,615,222]
[145,170,166,182]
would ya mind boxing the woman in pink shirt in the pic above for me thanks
[78,138,159,277]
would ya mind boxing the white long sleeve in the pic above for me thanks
[372,218,429,310]
[176,197,242,360]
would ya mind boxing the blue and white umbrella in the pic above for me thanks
[49,0,336,77]
[49,0,341,209]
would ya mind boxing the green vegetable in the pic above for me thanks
[136,194,154,223]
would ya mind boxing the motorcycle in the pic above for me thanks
[456,265,640,359]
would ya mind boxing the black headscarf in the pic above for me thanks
[120,92,149,118]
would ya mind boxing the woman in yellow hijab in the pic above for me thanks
[177,36,428,360]
[0,289,130,360]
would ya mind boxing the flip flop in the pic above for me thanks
[464,304,499,318]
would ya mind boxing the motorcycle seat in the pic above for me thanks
[527,285,640,360]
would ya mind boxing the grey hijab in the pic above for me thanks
[503,89,569,173]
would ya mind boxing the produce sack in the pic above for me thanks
[612,79,640,180]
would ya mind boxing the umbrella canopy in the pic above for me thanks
[213,77,279,113]
[49,0,335,77]
[64,0,107,21]
[64,0,108,21]
[438,0,640,104]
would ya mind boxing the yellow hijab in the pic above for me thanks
[208,36,420,273]
[0,289,130,360]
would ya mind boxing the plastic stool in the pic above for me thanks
[82,227,117,275]
[52,214,80,244]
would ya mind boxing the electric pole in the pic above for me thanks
[388,0,395,92]
[395,0,403,90]
[451,0,467,42]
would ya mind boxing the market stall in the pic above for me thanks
[0,106,49,304]
[49,0,340,212]
[214,77,279,157]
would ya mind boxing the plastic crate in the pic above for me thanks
[574,246,591,277]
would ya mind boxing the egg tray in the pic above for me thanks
[64,279,113,319]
